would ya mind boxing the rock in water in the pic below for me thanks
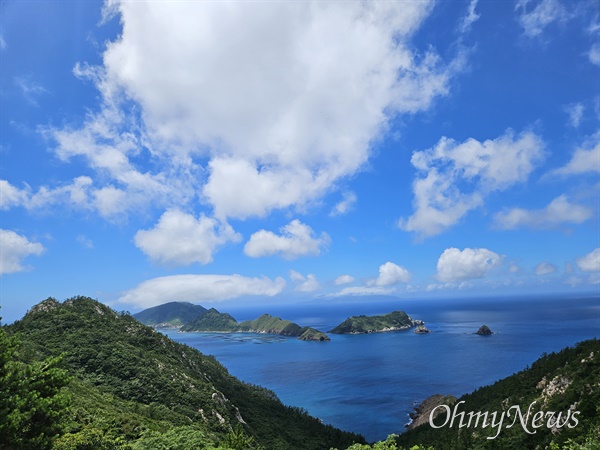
[476,325,493,335]
[414,325,430,334]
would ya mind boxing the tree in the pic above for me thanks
[0,324,70,449]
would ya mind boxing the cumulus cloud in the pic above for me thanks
[43,0,462,222]
[119,274,286,308]
[335,274,355,285]
[244,220,330,260]
[515,0,567,38]
[493,195,592,229]
[330,192,357,217]
[400,129,544,238]
[436,247,503,282]
[535,262,557,275]
[289,271,321,292]
[134,209,241,266]
[550,133,600,176]
[369,262,411,286]
[0,229,45,274]
[576,248,600,272]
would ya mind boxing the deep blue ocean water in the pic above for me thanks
[163,294,599,442]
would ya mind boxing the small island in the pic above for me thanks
[476,325,493,336]
[329,310,422,334]
[414,325,430,334]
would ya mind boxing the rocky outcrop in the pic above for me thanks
[414,325,430,334]
[476,325,493,335]
[406,394,457,430]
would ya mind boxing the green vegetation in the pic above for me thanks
[180,308,239,332]
[133,301,207,328]
[180,309,330,341]
[0,321,70,449]
[395,339,600,450]
[330,311,418,334]
[299,327,331,342]
[3,296,364,449]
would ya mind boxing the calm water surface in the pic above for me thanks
[164,294,599,442]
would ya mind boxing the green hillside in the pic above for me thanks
[4,296,363,449]
[133,301,207,328]
[180,308,240,332]
[330,310,419,334]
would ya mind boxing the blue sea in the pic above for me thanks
[164,294,599,442]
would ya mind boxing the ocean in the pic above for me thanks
[163,294,600,442]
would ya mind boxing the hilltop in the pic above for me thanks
[330,310,422,334]
[4,296,361,449]
[133,301,207,328]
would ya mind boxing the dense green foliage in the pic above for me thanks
[0,321,70,449]
[329,311,416,334]
[133,302,207,328]
[180,308,240,332]
[5,296,364,449]
[180,309,330,340]
[396,339,600,449]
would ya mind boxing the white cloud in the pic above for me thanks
[576,248,600,272]
[119,274,286,309]
[0,180,28,209]
[335,274,355,285]
[0,229,45,274]
[134,209,241,266]
[515,0,567,38]
[369,261,411,286]
[289,271,321,292]
[330,191,357,217]
[493,195,592,229]
[550,132,600,176]
[400,129,544,238]
[244,220,330,260]
[436,247,503,282]
[328,286,395,297]
[564,102,584,128]
[460,0,480,33]
[45,0,463,222]
[535,262,557,275]
[589,43,600,66]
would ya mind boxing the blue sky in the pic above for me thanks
[1,0,599,323]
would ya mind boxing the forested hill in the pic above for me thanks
[4,296,364,449]
[394,338,600,450]
[133,301,207,328]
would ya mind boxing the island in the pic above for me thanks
[329,310,423,334]
[476,325,493,335]
[180,309,330,341]
[133,301,207,329]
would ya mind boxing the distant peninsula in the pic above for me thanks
[167,306,331,341]
[329,310,422,334]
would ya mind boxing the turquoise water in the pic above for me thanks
[164,294,599,442]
